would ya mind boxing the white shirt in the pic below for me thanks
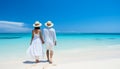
[43,28,57,45]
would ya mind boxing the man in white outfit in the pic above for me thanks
[43,21,57,64]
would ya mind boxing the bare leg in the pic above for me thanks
[46,50,49,61]
[49,50,53,64]
[35,56,39,63]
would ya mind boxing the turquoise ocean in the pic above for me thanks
[0,33,120,60]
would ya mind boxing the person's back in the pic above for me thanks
[43,28,56,44]
[33,29,41,39]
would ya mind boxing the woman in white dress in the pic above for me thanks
[27,21,44,63]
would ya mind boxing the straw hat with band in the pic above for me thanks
[45,21,54,27]
[33,21,42,27]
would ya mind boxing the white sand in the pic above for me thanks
[1,46,120,69]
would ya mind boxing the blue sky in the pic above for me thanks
[0,0,120,33]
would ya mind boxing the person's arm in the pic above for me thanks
[53,29,57,46]
[30,30,34,45]
[39,30,44,44]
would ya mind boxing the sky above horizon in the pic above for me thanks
[0,0,120,33]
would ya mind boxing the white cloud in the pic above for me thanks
[0,21,32,33]
[0,21,24,26]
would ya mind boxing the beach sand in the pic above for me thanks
[1,45,120,69]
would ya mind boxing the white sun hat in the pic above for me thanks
[33,21,42,27]
[45,21,54,27]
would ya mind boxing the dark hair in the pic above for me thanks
[34,27,40,29]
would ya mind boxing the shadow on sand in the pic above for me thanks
[23,60,48,64]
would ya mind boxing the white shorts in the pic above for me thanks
[45,41,54,50]
[46,45,54,50]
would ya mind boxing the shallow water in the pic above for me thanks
[0,33,120,60]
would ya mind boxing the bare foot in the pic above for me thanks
[35,60,39,63]
[49,59,52,64]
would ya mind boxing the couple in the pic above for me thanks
[27,20,57,64]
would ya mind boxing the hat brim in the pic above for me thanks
[33,24,42,27]
[45,23,54,27]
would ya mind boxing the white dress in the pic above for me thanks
[27,32,43,59]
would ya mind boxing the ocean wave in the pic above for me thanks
[0,36,22,39]
[107,38,116,39]
[95,38,117,41]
